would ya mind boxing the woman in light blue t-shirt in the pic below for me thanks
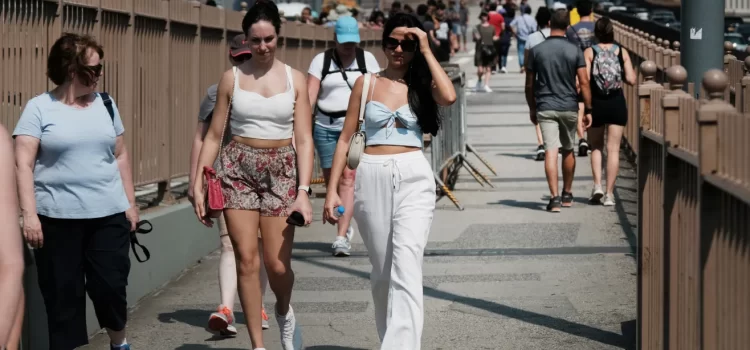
[13,33,138,350]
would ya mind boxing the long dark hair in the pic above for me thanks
[382,13,441,136]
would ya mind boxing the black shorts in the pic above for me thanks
[35,213,131,350]
[591,91,628,128]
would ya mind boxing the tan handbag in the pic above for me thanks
[346,73,371,169]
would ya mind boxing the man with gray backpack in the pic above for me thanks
[582,17,636,206]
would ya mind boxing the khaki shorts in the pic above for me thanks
[538,110,579,151]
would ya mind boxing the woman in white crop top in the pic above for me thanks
[323,13,456,350]
[192,2,312,350]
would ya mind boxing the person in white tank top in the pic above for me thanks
[192,2,313,349]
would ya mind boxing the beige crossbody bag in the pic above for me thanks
[346,73,372,169]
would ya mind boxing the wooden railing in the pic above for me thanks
[0,0,386,201]
[608,19,750,350]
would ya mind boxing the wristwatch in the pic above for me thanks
[298,185,312,196]
[584,107,593,115]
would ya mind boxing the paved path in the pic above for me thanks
[84,10,637,350]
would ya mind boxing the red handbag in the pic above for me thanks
[203,166,224,218]
[202,67,236,218]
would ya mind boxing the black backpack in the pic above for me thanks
[315,48,368,122]
[320,47,367,89]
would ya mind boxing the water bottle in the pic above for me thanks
[334,206,345,218]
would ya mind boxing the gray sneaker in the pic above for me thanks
[602,194,615,206]
[332,236,351,257]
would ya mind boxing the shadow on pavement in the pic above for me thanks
[487,199,546,211]
[496,152,538,160]
[174,345,245,350]
[293,241,333,254]
[158,309,247,327]
[296,257,633,349]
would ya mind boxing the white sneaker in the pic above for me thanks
[276,305,303,350]
[332,236,351,257]
[475,81,483,91]
[602,194,615,206]
[589,185,604,204]
[501,67,508,74]
[483,85,493,93]
[345,225,355,241]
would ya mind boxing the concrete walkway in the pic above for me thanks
[83,16,637,350]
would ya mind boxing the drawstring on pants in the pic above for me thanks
[384,159,403,191]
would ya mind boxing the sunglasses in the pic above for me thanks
[384,37,418,52]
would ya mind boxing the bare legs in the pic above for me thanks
[544,148,576,197]
[588,124,624,196]
[5,290,23,350]
[225,209,264,347]
[218,216,238,309]
[482,66,492,89]
[323,168,356,239]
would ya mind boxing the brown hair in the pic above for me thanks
[47,33,104,86]
[595,17,615,43]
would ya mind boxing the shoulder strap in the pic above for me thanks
[285,65,294,92]
[99,92,115,123]
[321,48,334,82]
[218,68,236,152]
[357,74,371,131]
[540,29,546,39]
[355,48,367,74]
[592,45,602,54]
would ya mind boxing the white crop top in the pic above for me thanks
[230,65,295,140]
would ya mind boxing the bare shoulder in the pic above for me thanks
[289,67,307,87]
[217,68,236,94]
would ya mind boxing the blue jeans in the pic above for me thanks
[517,39,526,69]
[313,125,341,169]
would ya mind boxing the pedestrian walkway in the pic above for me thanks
[82,25,637,350]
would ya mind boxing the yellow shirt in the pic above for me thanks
[570,8,593,25]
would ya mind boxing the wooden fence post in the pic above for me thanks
[639,61,661,132]
[697,69,733,350]
[662,65,690,148]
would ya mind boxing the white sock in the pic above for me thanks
[111,338,127,346]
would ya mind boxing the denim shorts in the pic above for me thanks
[313,125,342,169]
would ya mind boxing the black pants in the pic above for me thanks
[35,213,131,350]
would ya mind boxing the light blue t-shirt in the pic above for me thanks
[13,92,130,219]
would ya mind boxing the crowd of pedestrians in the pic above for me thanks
[0,0,638,348]
[523,1,635,212]
[0,0,456,349]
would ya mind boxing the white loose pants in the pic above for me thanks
[353,151,436,350]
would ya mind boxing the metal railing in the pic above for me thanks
[0,0,387,202]
[425,63,496,210]
[609,20,750,350]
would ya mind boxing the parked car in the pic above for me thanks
[629,7,649,20]
[598,1,614,12]
[725,33,748,52]
[650,10,677,25]
[726,16,744,33]
[735,23,750,41]
[608,5,627,12]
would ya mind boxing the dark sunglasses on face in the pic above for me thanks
[384,37,418,52]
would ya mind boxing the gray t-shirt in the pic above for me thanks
[13,92,130,219]
[526,36,585,112]
[198,84,232,145]
[567,21,596,50]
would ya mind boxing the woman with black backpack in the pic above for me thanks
[583,17,636,206]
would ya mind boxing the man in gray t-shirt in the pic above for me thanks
[524,8,592,212]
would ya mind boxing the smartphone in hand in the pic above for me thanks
[286,211,305,227]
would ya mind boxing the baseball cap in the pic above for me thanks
[335,16,360,44]
[552,2,567,10]
[229,34,251,58]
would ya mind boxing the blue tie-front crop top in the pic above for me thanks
[363,77,423,148]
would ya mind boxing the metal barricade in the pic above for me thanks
[426,63,497,211]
